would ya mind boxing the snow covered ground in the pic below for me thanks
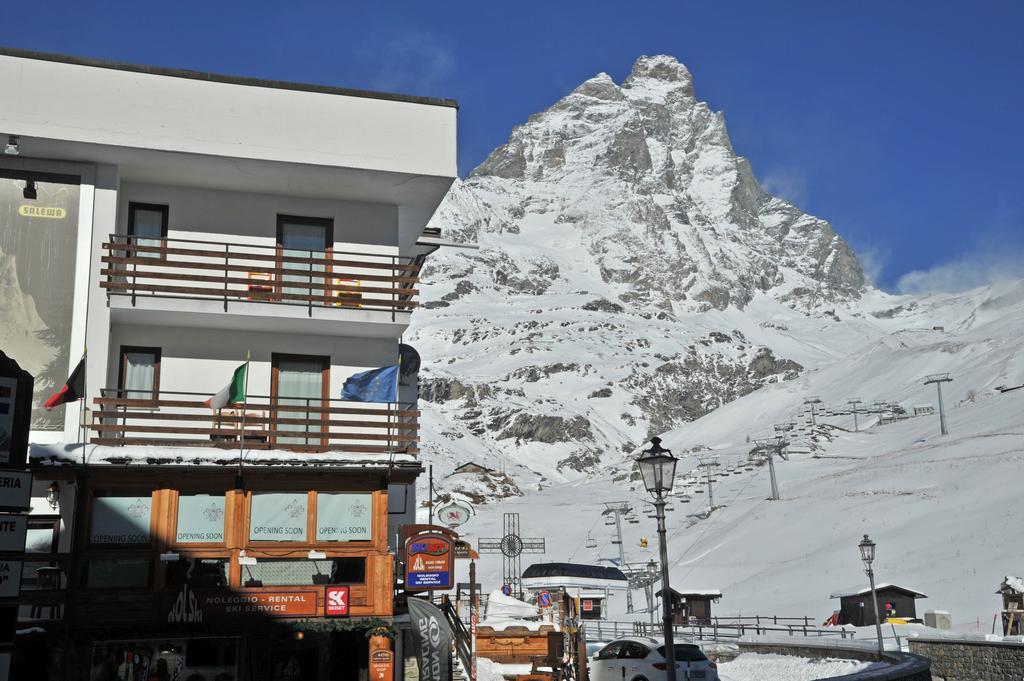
[432,323,1024,631]
[717,653,882,681]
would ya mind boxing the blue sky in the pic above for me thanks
[3,1,1022,292]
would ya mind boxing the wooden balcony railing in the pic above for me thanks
[92,390,419,455]
[101,235,420,316]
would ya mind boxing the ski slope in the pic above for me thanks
[436,280,1024,631]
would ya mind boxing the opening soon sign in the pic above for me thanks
[405,533,453,591]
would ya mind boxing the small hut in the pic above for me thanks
[656,588,722,625]
[997,575,1024,635]
[451,461,495,475]
[830,583,927,625]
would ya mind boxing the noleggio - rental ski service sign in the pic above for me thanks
[405,532,453,591]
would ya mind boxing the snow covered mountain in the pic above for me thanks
[411,55,891,490]
[403,53,1024,629]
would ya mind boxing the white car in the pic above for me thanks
[589,636,719,681]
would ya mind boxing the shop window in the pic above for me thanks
[316,493,372,541]
[165,557,229,589]
[85,558,151,589]
[249,492,307,542]
[241,557,364,587]
[90,495,152,545]
[91,638,238,681]
[23,518,61,591]
[175,494,225,544]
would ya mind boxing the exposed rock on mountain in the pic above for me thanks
[409,55,875,495]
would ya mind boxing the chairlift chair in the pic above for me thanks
[585,533,598,549]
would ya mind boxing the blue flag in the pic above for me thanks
[340,365,399,403]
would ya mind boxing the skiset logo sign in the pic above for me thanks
[325,585,350,616]
[405,533,453,590]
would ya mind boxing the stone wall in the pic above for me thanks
[736,641,931,680]
[908,637,1024,681]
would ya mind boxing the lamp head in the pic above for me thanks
[45,482,60,511]
[637,437,677,495]
[858,534,876,567]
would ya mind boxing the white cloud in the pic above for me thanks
[896,243,1024,294]
[760,166,809,207]
[853,245,887,287]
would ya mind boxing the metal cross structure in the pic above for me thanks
[602,502,634,612]
[479,512,545,598]
[923,373,953,435]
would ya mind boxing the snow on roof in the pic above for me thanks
[522,562,627,581]
[484,589,540,620]
[657,587,723,598]
[29,442,420,469]
[998,575,1024,594]
[830,583,927,599]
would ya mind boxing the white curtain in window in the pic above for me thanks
[123,352,155,399]
[132,208,164,258]
[280,222,326,298]
[277,360,323,445]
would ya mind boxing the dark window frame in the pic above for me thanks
[117,345,162,402]
[126,202,169,258]
[270,353,330,451]
[275,214,334,303]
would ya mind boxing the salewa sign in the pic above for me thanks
[17,205,66,219]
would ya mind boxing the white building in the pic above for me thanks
[0,47,457,680]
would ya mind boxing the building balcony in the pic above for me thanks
[100,235,421,337]
[90,389,418,456]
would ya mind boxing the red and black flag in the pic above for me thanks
[44,356,85,410]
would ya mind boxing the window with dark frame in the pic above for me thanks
[276,215,333,303]
[270,353,330,449]
[118,346,161,401]
[127,202,169,258]
[23,517,61,591]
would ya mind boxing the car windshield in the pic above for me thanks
[656,645,707,662]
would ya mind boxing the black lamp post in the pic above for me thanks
[859,534,885,659]
[638,437,678,681]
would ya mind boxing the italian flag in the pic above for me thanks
[205,362,247,409]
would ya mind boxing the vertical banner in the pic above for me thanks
[407,597,452,681]
[0,171,80,430]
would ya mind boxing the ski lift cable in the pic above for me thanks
[566,509,606,562]
[667,457,767,584]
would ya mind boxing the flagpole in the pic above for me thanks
[79,346,88,466]
[237,351,251,487]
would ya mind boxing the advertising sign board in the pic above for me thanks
[0,516,26,553]
[369,649,393,681]
[0,562,21,599]
[434,499,473,529]
[0,471,31,513]
[325,585,350,616]
[405,532,453,590]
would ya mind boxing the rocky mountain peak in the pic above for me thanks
[409,56,872,491]
[623,54,695,100]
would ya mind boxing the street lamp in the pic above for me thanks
[859,534,885,659]
[638,437,678,681]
